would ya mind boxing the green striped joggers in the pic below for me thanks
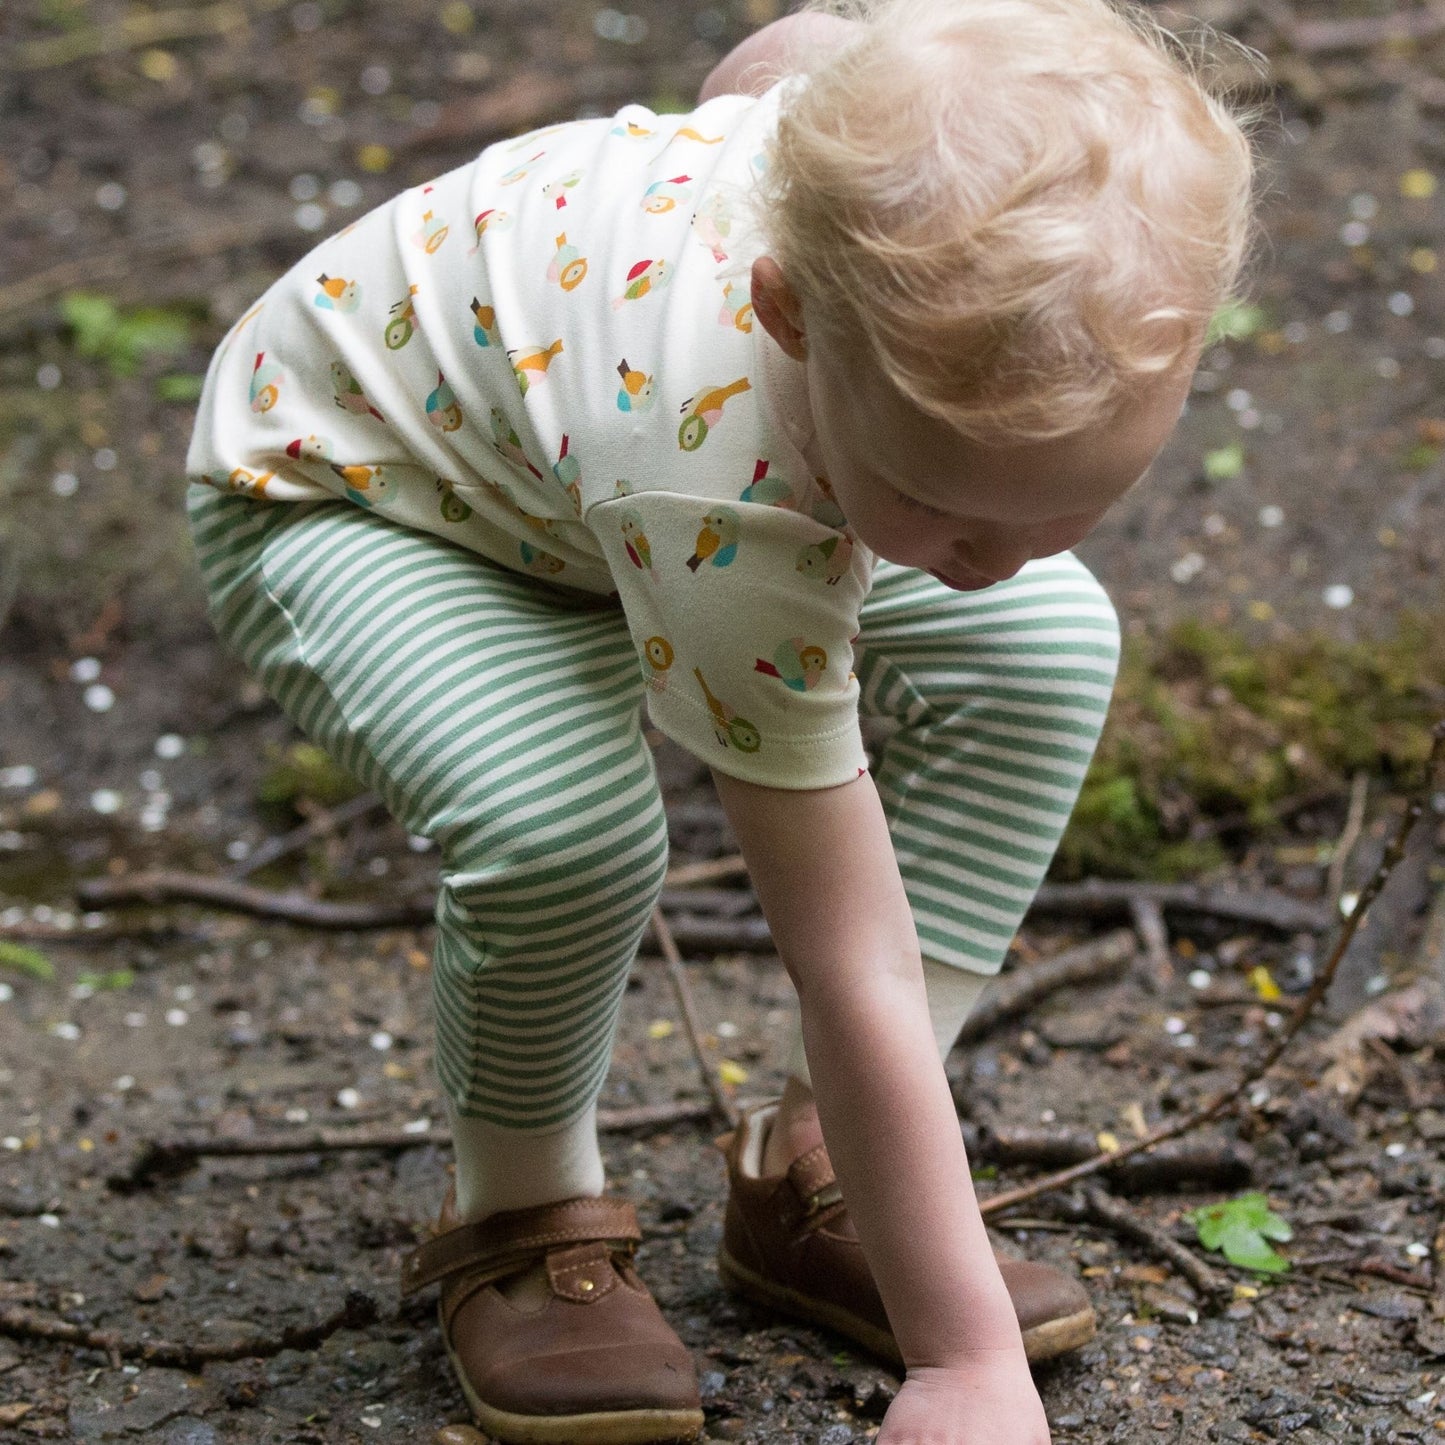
[186,483,1121,1130]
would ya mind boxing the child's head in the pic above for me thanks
[746,0,1261,584]
[753,0,1260,442]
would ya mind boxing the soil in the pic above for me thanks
[2,2,1445,1442]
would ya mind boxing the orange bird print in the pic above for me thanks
[677,377,751,451]
[694,669,761,754]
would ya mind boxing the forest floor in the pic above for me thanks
[2,1,1445,1441]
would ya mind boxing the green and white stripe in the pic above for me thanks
[188,486,1119,1128]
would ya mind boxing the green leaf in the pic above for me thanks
[1187,1193,1292,1274]
[0,940,56,981]
[1203,444,1245,482]
[156,372,205,402]
[60,292,121,358]
[76,968,135,991]
[1206,299,1268,345]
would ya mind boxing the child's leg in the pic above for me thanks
[775,553,1120,1109]
[187,485,665,1220]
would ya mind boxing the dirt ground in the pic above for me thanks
[2,1,1445,1441]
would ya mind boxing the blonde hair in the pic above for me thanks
[751,0,1264,442]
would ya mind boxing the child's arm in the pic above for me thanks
[698,11,860,102]
[712,767,1051,1442]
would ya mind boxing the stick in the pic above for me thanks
[1029,880,1331,934]
[1326,770,1369,913]
[1129,896,1173,993]
[978,720,1445,1219]
[110,1100,718,1190]
[955,930,1136,1043]
[650,907,738,1130]
[229,793,386,880]
[0,1290,377,1368]
[1074,1187,1230,1301]
[12,0,285,71]
[967,1125,1253,1192]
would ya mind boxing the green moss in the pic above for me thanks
[1053,611,1445,880]
[256,741,364,815]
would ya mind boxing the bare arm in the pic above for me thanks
[710,766,1025,1369]
[697,10,860,103]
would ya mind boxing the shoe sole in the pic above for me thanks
[716,1245,1096,1367]
[442,1307,705,1445]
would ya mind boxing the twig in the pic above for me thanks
[1327,771,1369,913]
[12,0,276,71]
[110,1100,718,1190]
[1129,896,1174,993]
[1072,1187,1230,1301]
[965,1125,1253,1192]
[0,217,296,328]
[956,930,1136,1042]
[0,1290,377,1368]
[650,907,738,1131]
[74,872,430,928]
[1029,880,1331,934]
[229,793,386,880]
[663,856,749,888]
[979,721,1445,1218]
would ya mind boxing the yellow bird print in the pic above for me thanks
[508,338,564,395]
[685,508,740,572]
[693,669,761,753]
[677,377,751,452]
[642,635,674,692]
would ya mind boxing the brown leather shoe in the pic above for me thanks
[402,1193,704,1445]
[712,1099,1096,1367]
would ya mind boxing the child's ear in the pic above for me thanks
[751,256,808,362]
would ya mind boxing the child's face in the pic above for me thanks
[752,258,1195,589]
[799,342,1194,590]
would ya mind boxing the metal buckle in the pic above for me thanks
[802,1182,843,1217]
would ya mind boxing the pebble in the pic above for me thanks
[434,1427,487,1445]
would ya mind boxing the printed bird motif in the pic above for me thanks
[717,279,753,333]
[488,407,543,478]
[425,372,463,432]
[519,540,565,575]
[686,508,740,572]
[470,298,501,348]
[808,475,848,530]
[468,208,512,253]
[552,434,582,515]
[484,479,555,534]
[615,358,656,413]
[412,187,450,253]
[547,233,589,291]
[285,433,334,464]
[436,477,473,523]
[314,274,362,313]
[249,352,282,414]
[739,458,793,508]
[540,169,583,209]
[796,532,854,585]
[642,635,674,692]
[693,668,761,753]
[754,638,829,692]
[641,174,692,214]
[210,466,274,498]
[677,376,751,452]
[385,286,420,350]
[331,462,400,509]
[690,192,732,262]
[330,361,384,420]
[610,119,655,139]
[508,338,564,395]
[673,126,723,145]
[614,479,634,498]
[499,151,545,185]
[612,258,672,311]
[618,509,657,580]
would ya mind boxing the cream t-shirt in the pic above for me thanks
[187,81,872,788]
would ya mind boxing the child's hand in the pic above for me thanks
[876,1353,1051,1445]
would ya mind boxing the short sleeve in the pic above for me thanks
[589,491,871,789]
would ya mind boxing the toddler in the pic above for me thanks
[185,0,1256,1439]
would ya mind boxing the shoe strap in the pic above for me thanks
[784,1143,844,1227]
[401,1195,642,1297]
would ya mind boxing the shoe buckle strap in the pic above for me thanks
[786,1144,844,1225]
[400,1196,641,1297]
